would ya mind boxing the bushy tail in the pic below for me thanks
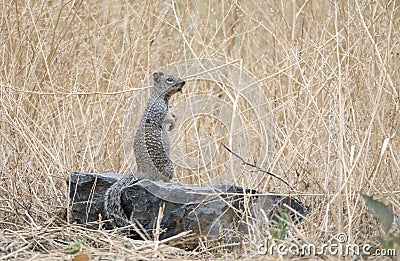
[104,182,130,228]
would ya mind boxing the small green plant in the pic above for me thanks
[359,193,400,259]
[64,238,86,255]
[123,240,133,249]
[270,208,290,240]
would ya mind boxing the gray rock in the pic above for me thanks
[67,172,122,226]
[67,172,308,245]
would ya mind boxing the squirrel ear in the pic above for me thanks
[153,72,164,83]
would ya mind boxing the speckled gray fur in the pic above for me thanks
[104,72,185,227]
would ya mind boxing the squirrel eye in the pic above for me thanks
[166,77,174,83]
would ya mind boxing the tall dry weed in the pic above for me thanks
[0,0,399,259]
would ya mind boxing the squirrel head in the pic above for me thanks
[152,71,185,99]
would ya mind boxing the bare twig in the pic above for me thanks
[221,143,295,190]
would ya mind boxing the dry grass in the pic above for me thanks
[1,0,400,260]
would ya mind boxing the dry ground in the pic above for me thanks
[1,0,400,260]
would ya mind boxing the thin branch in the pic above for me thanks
[221,143,295,190]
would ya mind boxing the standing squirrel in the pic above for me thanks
[104,72,185,228]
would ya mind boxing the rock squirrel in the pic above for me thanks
[104,71,185,227]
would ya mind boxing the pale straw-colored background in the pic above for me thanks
[0,1,399,259]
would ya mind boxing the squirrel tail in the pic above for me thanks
[104,182,129,228]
